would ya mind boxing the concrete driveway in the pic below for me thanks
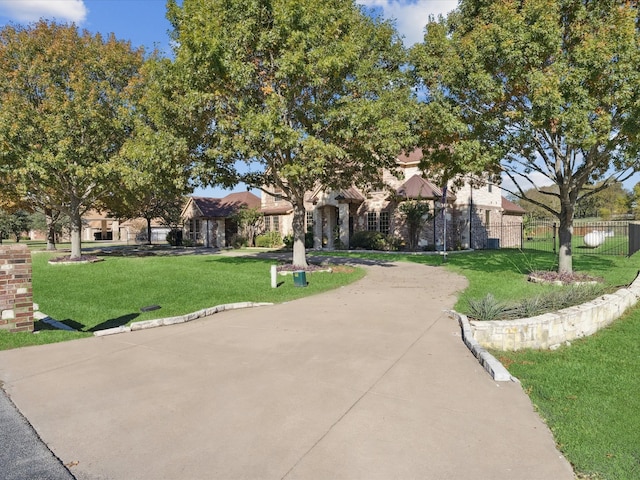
[0,260,574,479]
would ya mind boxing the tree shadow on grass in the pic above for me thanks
[33,314,140,333]
[203,256,274,266]
[207,253,399,268]
[33,319,66,332]
[89,313,139,332]
[419,249,620,276]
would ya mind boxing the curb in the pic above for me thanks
[93,302,274,337]
[447,310,515,382]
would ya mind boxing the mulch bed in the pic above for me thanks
[528,270,603,285]
[276,263,332,273]
[48,255,104,264]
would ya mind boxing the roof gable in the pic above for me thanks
[396,175,456,201]
[397,148,423,166]
[190,192,261,218]
[502,197,526,215]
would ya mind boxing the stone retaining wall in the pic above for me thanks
[0,244,34,333]
[469,272,640,351]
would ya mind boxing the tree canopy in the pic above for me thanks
[168,0,417,266]
[105,58,194,244]
[517,182,631,220]
[0,21,146,258]
[412,0,640,273]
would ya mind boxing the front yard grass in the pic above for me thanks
[0,250,364,351]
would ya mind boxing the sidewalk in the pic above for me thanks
[0,261,574,479]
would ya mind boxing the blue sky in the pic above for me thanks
[0,0,459,198]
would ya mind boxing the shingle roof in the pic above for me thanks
[397,148,423,165]
[262,206,293,215]
[334,187,365,203]
[396,175,456,202]
[309,186,365,204]
[191,192,261,218]
[502,196,526,215]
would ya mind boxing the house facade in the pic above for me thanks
[181,192,261,248]
[261,150,525,250]
[28,210,173,244]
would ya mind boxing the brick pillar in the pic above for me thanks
[0,244,34,333]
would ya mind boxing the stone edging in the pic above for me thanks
[93,302,274,337]
[460,271,640,352]
[447,310,515,382]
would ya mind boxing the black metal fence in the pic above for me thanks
[496,219,632,256]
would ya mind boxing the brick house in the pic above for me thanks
[261,149,524,250]
[181,192,261,248]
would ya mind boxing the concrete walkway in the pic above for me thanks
[0,260,575,480]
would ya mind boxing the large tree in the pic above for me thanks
[168,0,417,267]
[105,58,194,244]
[412,0,640,274]
[0,21,146,259]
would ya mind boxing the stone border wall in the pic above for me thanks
[448,310,513,381]
[0,244,34,332]
[93,301,273,336]
[468,272,640,351]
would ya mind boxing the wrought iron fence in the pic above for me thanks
[518,219,630,256]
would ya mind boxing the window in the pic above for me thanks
[379,211,390,235]
[273,188,284,202]
[306,211,314,231]
[367,212,377,231]
[189,219,201,241]
[488,183,493,193]
[273,215,280,232]
[264,216,271,231]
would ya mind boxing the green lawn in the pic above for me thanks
[0,249,364,350]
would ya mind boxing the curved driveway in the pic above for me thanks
[0,259,574,479]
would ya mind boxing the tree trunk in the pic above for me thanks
[45,207,57,251]
[69,201,83,260]
[248,226,255,247]
[146,217,152,245]
[558,202,574,275]
[291,199,308,268]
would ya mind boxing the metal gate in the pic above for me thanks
[629,223,640,257]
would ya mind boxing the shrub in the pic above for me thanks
[468,294,510,321]
[166,229,183,246]
[350,230,401,251]
[182,238,195,247]
[398,200,432,251]
[282,232,314,249]
[229,234,248,248]
[305,232,314,248]
[255,231,283,248]
[469,284,607,321]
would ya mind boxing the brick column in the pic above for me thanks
[0,244,34,333]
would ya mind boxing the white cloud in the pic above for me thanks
[0,0,87,23]
[359,0,458,46]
